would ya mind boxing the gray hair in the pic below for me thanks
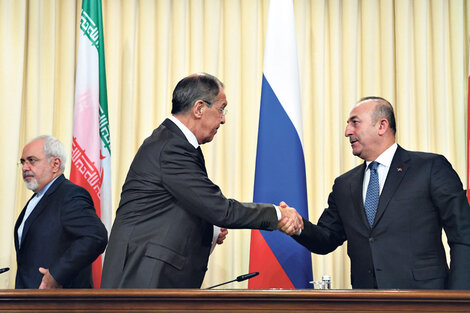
[29,135,67,171]
[171,73,224,115]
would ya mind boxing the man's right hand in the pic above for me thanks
[278,201,303,235]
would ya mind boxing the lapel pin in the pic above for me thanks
[397,168,402,172]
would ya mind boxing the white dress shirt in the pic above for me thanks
[17,176,59,247]
[168,115,199,148]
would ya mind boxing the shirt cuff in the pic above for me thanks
[274,205,281,221]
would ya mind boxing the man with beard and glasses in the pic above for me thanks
[14,135,107,289]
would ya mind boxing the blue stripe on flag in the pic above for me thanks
[254,75,313,289]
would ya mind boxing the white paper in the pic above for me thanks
[210,226,221,254]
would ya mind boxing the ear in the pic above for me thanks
[193,100,206,119]
[51,157,61,173]
[377,118,389,135]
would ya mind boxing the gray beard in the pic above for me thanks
[24,178,39,192]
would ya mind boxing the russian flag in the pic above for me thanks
[248,0,312,289]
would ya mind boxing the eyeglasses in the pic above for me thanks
[202,100,228,117]
[19,157,42,167]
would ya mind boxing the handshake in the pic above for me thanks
[277,201,304,236]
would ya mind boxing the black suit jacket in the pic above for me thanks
[101,118,278,288]
[14,174,108,288]
[294,146,470,289]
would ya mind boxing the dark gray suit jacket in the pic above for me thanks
[101,118,278,288]
[14,174,108,288]
[294,145,470,289]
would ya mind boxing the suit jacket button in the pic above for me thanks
[369,237,374,243]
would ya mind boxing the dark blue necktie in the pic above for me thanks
[365,161,379,226]
[196,146,207,174]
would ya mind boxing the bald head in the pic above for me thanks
[345,96,396,161]
[357,96,396,136]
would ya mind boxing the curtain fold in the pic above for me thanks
[0,0,468,289]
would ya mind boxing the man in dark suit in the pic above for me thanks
[280,96,470,289]
[15,135,108,289]
[101,73,302,288]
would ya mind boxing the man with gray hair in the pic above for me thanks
[14,135,108,288]
[102,73,302,288]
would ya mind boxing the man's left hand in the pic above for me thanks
[38,267,62,289]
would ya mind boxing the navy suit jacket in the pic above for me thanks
[14,174,108,288]
[101,118,278,288]
[294,146,470,289]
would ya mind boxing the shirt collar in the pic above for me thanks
[366,142,397,169]
[168,115,199,149]
[36,175,60,198]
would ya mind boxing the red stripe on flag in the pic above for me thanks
[249,230,295,289]
[70,138,103,288]
[92,255,103,288]
[70,138,103,218]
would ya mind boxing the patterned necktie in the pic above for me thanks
[364,161,379,226]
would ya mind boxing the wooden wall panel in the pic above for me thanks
[1,289,470,312]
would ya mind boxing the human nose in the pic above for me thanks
[345,124,352,137]
[220,114,226,124]
[21,161,30,171]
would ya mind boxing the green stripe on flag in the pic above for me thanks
[80,0,111,155]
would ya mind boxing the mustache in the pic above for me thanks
[23,171,35,179]
[349,136,358,143]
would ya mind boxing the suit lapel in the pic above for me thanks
[163,118,207,174]
[14,194,35,251]
[374,146,409,226]
[19,175,65,248]
[350,162,370,228]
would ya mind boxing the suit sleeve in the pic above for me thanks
[293,179,347,254]
[49,186,108,286]
[430,155,470,289]
[160,140,278,230]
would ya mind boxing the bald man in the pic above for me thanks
[280,97,470,289]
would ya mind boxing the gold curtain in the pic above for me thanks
[1,0,469,289]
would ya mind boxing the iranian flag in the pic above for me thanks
[70,0,111,288]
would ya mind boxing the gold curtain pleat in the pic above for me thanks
[0,0,469,289]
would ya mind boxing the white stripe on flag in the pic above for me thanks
[263,0,303,144]
[71,0,111,288]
